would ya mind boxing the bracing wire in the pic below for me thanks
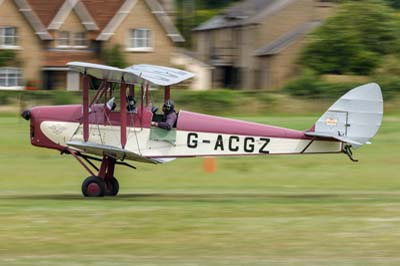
[99,84,121,146]
[95,80,104,145]
[125,86,142,154]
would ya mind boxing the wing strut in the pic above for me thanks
[129,84,135,98]
[103,80,109,121]
[120,78,127,148]
[79,153,137,170]
[145,82,150,106]
[68,149,96,176]
[89,79,106,106]
[140,83,144,127]
[165,85,170,101]
[83,72,90,142]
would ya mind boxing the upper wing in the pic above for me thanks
[67,62,141,85]
[125,64,194,86]
[67,61,194,86]
[66,141,161,164]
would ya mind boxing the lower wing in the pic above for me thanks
[66,141,175,164]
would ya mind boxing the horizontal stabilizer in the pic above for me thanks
[304,132,363,147]
[66,141,160,164]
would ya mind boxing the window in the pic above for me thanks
[74,32,87,47]
[0,27,18,48]
[0,68,23,89]
[127,28,152,51]
[58,31,70,47]
[57,31,88,48]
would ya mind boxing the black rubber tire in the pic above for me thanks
[105,177,119,196]
[82,176,106,197]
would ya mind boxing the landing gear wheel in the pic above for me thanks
[82,176,106,197]
[106,177,119,196]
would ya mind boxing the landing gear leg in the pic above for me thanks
[81,155,119,197]
[107,177,120,196]
[67,150,121,197]
[97,155,119,197]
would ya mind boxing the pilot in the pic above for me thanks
[126,95,137,113]
[151,99,177,130]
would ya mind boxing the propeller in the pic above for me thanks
[21,109,31,120]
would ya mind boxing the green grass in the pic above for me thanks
[0,114,399,265]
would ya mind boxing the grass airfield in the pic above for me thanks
[0,114,399,266]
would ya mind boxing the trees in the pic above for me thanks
[385,0,400,8]
[0,50,20,67]
[101,45,127,69]
[301,0,400,75]
[175,0,241,48]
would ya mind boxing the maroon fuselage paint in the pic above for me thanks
[177,111,309,139]
[28,104,153,151]
[29,105,81,151]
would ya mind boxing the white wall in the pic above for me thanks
[67,71,80,91]
[171,51,213,90]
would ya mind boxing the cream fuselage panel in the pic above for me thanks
[40,121,341,157]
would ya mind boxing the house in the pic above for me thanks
[0,0,183,90]
[193,0,336,90]
[171,48,213,90]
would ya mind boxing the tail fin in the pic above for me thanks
[305,83,383,149]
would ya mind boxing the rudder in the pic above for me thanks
[306,83,383,149]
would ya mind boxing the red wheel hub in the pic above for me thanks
[87,183,100,195]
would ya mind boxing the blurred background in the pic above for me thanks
[0,0,400,265]
[0,0,400,102]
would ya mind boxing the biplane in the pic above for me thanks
[21,62,383,197]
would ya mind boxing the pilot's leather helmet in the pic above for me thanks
[163,100,174,112]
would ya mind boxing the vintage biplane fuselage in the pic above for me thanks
[28,104,343,158]
[22,62,384,197]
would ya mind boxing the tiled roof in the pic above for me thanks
[255,21,321,56]
[82,0,125,31]
[27,0,122,30]
[96,0,183,42]
[26,0,65,27]
[23,0,183,42]
[194,0,294,31]
[47,0,99,31]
